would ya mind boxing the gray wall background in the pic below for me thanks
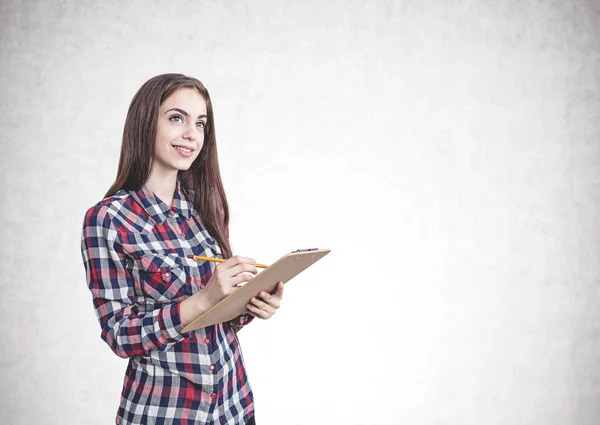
[1,0,599,424]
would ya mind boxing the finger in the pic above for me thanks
[230,272,255,286]
[270,281,284,296]
[210,268,252,289]
[250,297,276,315]
[220,255,256,269]
[258,291,280,309]
[246,303,272,319]
[227,263,258,278]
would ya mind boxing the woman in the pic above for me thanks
[81,73,283,425]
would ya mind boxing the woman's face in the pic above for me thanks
[153,88,207,174]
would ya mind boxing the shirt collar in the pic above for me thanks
[132,180,194,224]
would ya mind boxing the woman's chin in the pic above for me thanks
[171,158,198,172]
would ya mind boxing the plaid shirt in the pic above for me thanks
[81,181,255,425]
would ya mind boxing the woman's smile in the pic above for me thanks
[172,144,195,157]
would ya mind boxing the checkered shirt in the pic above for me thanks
[81,181,255,425]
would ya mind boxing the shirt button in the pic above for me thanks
[180,233,185,237]
[209,365,215,371]
[169,210,175,215]
[210,393,216,399]
[204,338,210,344]
[162,272,170,281]
[200,284,205,289]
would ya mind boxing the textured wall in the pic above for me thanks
[0,1,598,424]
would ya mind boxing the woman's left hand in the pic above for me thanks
[246,281,284,319]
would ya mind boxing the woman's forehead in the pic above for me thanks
[161,88,207,114]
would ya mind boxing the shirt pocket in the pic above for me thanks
[135,253,190,303]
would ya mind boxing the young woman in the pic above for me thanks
[81,73,284,425]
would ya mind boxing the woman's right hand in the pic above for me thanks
[202,255,258,306]
[180,255,257,328]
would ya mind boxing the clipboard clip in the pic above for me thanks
[291,248,319,253]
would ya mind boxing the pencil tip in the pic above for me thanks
[186,255,194,259]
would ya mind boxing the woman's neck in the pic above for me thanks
[145,167,178,208]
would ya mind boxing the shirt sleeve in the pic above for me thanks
[81,204,190,358]
[227,313,254,333]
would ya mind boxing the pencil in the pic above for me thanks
[186,255,268,269]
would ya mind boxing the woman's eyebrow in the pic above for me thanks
[164,108,207,119]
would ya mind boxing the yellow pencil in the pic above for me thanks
[186,255,268,269]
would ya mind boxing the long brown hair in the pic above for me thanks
[105,73,232,258]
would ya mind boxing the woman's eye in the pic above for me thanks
[169,115,183,123]
[197,121,206,129]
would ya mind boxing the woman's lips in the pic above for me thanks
[173,145,194,157]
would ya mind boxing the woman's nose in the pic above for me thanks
[182,130,195,140]
[182,124,198,141]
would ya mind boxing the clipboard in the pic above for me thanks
[182,248,331,333]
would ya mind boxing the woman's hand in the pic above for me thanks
[246,281,284,319]
[204,255,258,306]
[180,255,257,328]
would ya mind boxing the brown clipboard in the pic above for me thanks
[181,248,331,333]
